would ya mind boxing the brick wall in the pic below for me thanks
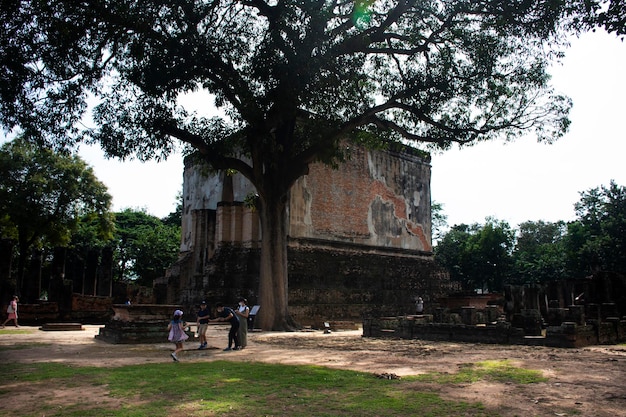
[172,141,439,324]
[168,241,451,328]
[290,144,431,251]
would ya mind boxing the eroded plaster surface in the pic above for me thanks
[182,143,432,253]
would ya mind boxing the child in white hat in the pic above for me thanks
[167,309,189,361]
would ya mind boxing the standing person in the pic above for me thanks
[235,298,250,349]
[210,302,239,351]
[167,309,188,362]
[415,296,424,315]
[1,296,19,328]
[196,301,210,349]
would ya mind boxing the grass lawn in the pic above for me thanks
[0,359,545,417]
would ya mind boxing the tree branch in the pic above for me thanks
[161,123,255,180]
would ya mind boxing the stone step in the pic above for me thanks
[40,323,84,331]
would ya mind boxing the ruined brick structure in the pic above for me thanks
[158,142,452,327]
[364,275,626,347]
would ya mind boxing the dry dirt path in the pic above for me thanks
[1,325,625,416]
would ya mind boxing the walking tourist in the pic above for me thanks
[1,295,19,328]
[167,309,189,361]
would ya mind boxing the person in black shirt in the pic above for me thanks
[196,301,210,349]
[210,302,240,351]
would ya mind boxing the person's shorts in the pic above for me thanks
[198,323,209,335]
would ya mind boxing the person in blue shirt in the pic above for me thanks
[210,302,240,351]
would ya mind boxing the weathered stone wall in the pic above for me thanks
[287,240,447,327]
[14,294,113,325]
[168,142,444,325]
[364,315,626,348]
[11,302,59,325]
[70,294,113,322]
[290,145,431,251]
[159,240,453,327]
[181,167,256,253]
[181,143,432,252]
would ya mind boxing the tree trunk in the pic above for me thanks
[256,192,299,331]
[16,239,29,298]
[0,239,16,302]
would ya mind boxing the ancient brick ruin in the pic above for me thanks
[156,141,626,346]
[5,137,623,347]
[364,272,626,347]
[157,142,453,327]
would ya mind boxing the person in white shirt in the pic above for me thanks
[235,298,250,349]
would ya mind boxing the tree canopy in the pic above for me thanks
[0,137,112,297]
[2,1,577,152]
[435,181,626,290]
[2,0,609,329]
[435,218,514,292]
[569,180,626,274]
[110,209,181,286]
[511,220,568,284]
[567,0,626,37]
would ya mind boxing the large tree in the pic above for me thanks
[0,137,112,299]
[2,1,586,329]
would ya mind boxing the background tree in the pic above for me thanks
[1,1,583,329]
[566,0,626,37]
[0,137,112,300]
[433,223,473,288]
[510,220,568,284]
[434,182,626,289]
[161,192,183,228]
[466,218,515,293]
[431,201,448,243]
[565,180,626,275]
[435,218,514,293]
[111,209,181,286]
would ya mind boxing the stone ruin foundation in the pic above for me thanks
[96,304,190,344]
[363,273,626,348]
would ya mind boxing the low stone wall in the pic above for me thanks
[96,304,192,344]
[14,294,113,325]
[12,302,59,325]
[363,316,626,348]
[96,320,174,344]
[363,316,522,344]
[543,322,598,348]
[70,294,113,323]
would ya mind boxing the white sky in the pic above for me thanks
[431,30,626,229]
[77,144,185,218]
[6,30,624,226]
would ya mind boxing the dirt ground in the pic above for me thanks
[1,324,625,417]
